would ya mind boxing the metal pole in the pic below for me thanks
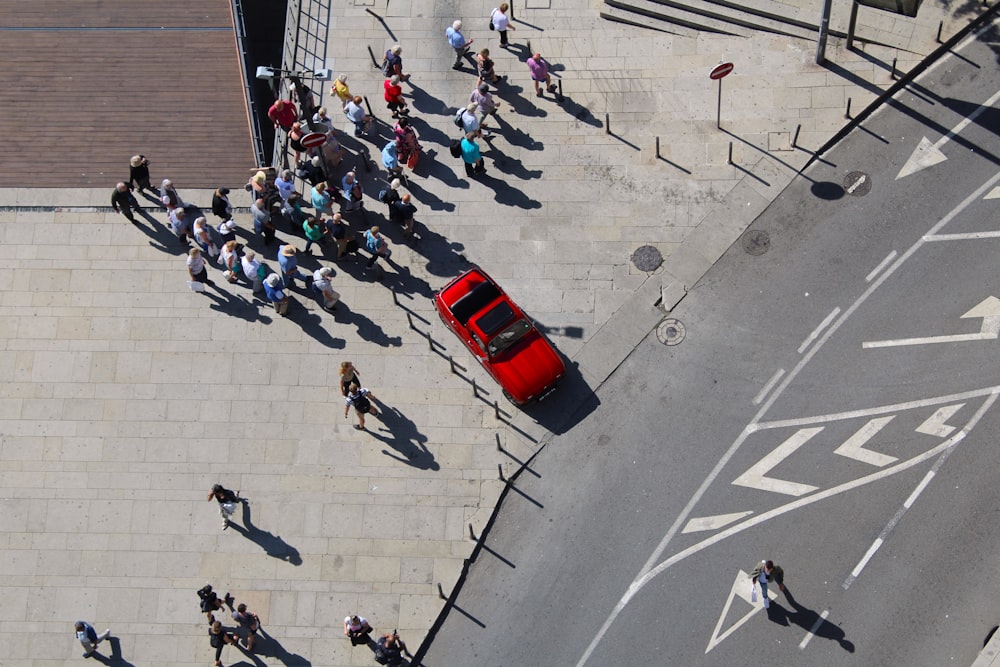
[716,78,723,130]
[816,0,833,65]
[847,0,859,51]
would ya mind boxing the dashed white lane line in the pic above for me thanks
[799,610,830,650]
[798,308,840,354]
[753,368,785,405]
[865,251,897,283]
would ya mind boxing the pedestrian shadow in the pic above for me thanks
[283,297,346,349]
[500,88,548,118]
[765,588,855,652]
[504,42,532,63]
[486,151,543,181]
[202,285,274,324]
[332,301,403,347]
[229,502,303,565]
[406,116,451,149]
[377,264,434,299]
[556,94,603,128]
[402,177,459,212]
[409,149,470,190]
[406,81,451,115]
[475,172,542,209]
[229,626,312,666]
[367,404,440,470]
[404,224,471,278]
[105,637,138,667]
[490,122,543,151]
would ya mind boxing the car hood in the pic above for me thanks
[491,331,565,403]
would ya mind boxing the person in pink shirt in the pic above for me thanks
[528,52,556,97]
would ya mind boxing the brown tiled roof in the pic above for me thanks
[0,1,257,189]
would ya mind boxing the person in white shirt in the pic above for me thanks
[241,250,262,292]
[343,614,373,646]
[274,170,296,201]
[491,4,516,46]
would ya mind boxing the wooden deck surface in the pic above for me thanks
[0,1,257,189]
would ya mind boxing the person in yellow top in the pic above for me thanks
[333,74,351,109]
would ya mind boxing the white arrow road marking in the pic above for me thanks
[833,416,897,467]
[986,186,1000,200]
[896,88,1000,179]
[682,511,753,533]
[706,570,775,653]
[732,428,822,496]
[915,403,964,437]
[862,296,1000,348]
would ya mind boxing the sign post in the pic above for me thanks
[709,62,734,130]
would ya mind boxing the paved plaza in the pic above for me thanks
[0,0,993,665]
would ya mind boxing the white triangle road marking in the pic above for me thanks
[915,403,964,438]
[706,569,775,653]
[682,511,754,534]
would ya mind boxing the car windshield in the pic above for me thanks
[487,319,531,356]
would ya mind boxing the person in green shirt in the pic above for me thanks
[303,215,329,253]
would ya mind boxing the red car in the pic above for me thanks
[435,268,565,405]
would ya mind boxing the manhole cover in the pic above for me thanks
[843,171,871,196]
[742,230,771,256]
[631,245,662,272]
[656,318,686,346]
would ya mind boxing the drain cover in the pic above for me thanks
[631,245,663,272]
[742,230,771,256]
[843,171,871,196]
[656,318,686,346]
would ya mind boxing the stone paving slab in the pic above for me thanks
[0,0,994,665]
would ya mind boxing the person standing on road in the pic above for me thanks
[74,620,111,658]
[232,603,261,651]
[251,197,276,246]
[374,630,408,665]
[339,361,360,397]
[446,20,474,69]
[111,182,140,224]
[460,131,486,177]
[208,619,238,666]
[749,559,784,608]
[476,48,499,85]
[344,382,380,430]
[389,193,417,239]
[383,75,409,118]
[490,4,516,47]
[333,74,352,109]
[267,99,297,131]
[129,154,153,193]
[211,187,233,221]
[383,45,409,82]
[345,96,371,137]
[187,248,212,288]
[241,249,263,293]
[470,83,500,132]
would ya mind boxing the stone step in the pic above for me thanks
[602,0,822,42]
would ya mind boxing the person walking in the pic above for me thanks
[749,559,785,608]
[263,273,290,315]
[476,48,499,85]
[446,20,474,69]
[382,45,409,82]
[74,621,111,658]
[211,187,233,221]
[343,614,373,646]
[460,131,486,177]
[217,218,237,246]
[383,75,409,118]
[458,103,485,137]
[389,193,417,239]
[267,99,297,130]
[232,603,261,651]
[381,141,403,180]
[278,244,310,289]
[470,83,500,131]
[311,181,335,216]
[170,206,192,246]
[490,4,516,46]
[341,172,364,211]
[207,484,243,530]
[274,169,296,202]
[251,198,276,246]
[363,226,392,272]
[312,266,340,311]
[303,216,329,254]
[241,249,263,293]
[128,154,152,193]
[528,52,556,97]
[333,74,352,108]
[208,619,238,666]
[218,240,240,283]
[111,182,140,223]
[393,117,421,169]
[345,96,371,137]
[197,584,233,621]
[327,213,355,260]
[374,630,408,665]
[344,382,380,430]
[338,361,360,397]
[187,248,212,289]
[160,178,185,211]
[192,216,218,260]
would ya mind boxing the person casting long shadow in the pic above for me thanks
[228,502,303,565]
[765,587,855,652]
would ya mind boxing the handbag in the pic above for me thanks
[489,8,496,30]
[750,583,758,603]
[188,280,206,293]
[406,150,419,169]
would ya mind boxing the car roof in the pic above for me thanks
[448,279,502,326]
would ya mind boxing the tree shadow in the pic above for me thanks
[765,588,855,652]
[228,502,304,565]
[332,301,403,347]
[365,403,440,470]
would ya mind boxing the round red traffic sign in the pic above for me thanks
[709,62,734,80]
[300,132,327,149]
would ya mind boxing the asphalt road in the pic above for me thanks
[422,17,1000,667]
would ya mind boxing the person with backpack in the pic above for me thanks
[344,382,380,430]
[382,45,409,82]
[374,630,407,665]
[455,102,487,137]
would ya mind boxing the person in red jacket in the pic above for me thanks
[383,75,409,119]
